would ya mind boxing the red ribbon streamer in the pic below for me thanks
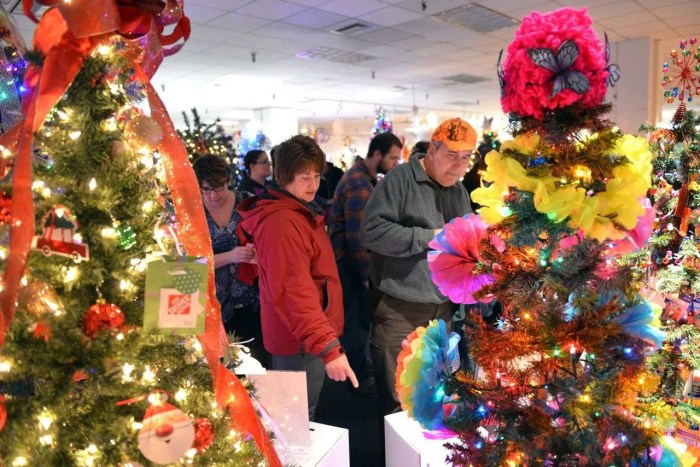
[2,3,280,465]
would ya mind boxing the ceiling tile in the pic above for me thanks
[359,27,418,44]
[188,0,253,8]
[357,6,424,27]
[191,25,241,41]
[253,22,316,39]
[413,42,464,56]
[660,12,700,28]
[286,0,332,6]
[180,38,220,52]
[235,0,308,20]
[396,0,469,15]
[391,36,435,50]
[392,17,448,34]
[282,9,350,29]
[595,10,657,28]
[587,1,647,21]
[226,33,285,48]
[318,0,387,17]
[206,12,274,31]
[185,4,229,24]
[362,45,408,58]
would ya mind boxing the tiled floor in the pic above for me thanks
[315,379,385,467]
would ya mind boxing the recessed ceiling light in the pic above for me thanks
[296,46,376,64]
[433,3,519,33]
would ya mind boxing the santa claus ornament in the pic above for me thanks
[137,392,195,464]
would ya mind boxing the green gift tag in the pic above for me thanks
[143,256,208,335]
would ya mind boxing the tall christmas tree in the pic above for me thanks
[0,2,278,466]
[629,38,700,444]
[395,8,696,465]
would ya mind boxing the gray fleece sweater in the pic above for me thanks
[360,154,471,304]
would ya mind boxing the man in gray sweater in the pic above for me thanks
[360,118,477,416]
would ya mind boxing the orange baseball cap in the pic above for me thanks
[431,118,477,152]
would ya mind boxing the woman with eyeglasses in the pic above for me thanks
[192,154,270,367]
[239,150,272,196]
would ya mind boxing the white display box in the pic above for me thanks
[385,411,458,467]
[276,422,350,467]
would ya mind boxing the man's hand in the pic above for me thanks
[325,354,359,388]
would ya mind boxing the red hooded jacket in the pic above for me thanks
[237,188,344,364]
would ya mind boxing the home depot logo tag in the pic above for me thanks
[168,293,191,315]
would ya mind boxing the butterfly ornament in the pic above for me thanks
[528,39,590,97]
[604,32,621,87]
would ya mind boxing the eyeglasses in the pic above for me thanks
[253,160,271,165]
[200,185,227,195]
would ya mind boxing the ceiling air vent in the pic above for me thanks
[330,21,374,36]
[433,3,519,33]
[442,73,488,85]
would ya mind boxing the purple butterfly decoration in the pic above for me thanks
[604,32,621,87]
[497,49,505,97]
[528,39,590,97]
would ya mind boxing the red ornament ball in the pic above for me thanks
[83,299,125,338]
[193,417,214,453]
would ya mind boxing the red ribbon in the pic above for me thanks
[2,3,280,465]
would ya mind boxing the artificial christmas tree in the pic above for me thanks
[177,108,236,164]
[629,38,700,444]
[0,1,279,465]
[396,8,696,465]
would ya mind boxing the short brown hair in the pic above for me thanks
[274,135,325,186]
[192,154,230,188]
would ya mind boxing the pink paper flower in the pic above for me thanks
[607,198,655,255]
[428,214,495,304]
[500,8,609,118]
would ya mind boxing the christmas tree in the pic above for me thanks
[0,2,278,466]
[629,39,700,441]
[396,8,696,465]
[370,107,392,137]
[177,108,236,164]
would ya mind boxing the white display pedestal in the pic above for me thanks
[276,422,350,467]
[385,411,457,467]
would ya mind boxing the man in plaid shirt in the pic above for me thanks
[328,132,403,390]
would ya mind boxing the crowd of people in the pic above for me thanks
[192,117,485,424]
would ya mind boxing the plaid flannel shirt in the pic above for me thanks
[329,160,376,282]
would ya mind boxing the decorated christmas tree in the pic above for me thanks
[396,8,698,465]
[177,108,236,164]
[628,38,700,443]
[0,2,278,466]
[370,106,392,137]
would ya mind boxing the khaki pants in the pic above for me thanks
[369,287,453,417]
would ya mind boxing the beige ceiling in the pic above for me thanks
[8,0,700,126]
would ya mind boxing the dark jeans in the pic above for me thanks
[272,353,326,421]
[369,287,453,417]
[337,262,371,381]
[223,304,272,370]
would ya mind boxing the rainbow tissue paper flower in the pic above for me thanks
[428,214,500,304]
[565,291,664,349]
[395,319,461,432]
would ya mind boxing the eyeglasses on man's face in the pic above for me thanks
[200,184,227,195]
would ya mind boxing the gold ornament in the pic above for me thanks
[18,280,63,316]
[124,116,163,153]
